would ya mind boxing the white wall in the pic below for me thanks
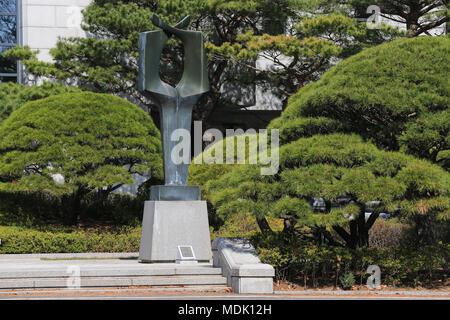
[21,0,90,62]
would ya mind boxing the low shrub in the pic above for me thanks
[339,272,356,290]
[0,191,61,227]
[0,191,145,227]
[251,232,449,288]
[82,193,145,227]
[0,225,141,253]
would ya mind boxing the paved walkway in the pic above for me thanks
[0,287,448,300]
[0,253,226,289]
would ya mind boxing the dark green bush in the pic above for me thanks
[0,189,147,228]
[252,232,449,288]
[82,192,145,226]
[0,191,61,227]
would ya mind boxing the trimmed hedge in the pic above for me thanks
[0,91,163,225]
[0,226,141,253]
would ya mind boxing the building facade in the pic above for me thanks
[21,0,89,86]
[1,0,22,82]
[21,0,88,62]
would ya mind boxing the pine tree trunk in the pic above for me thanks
[282,215,297,234]
[62,189,85,225]
[256,216,273,235]
[348,220,358,249]
[415,215,437,246]
[357,209,369,247]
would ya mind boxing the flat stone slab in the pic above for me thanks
[0,260,221,279]
[0,252,139,261]
[0,257,226,289]
[0,275,227,289]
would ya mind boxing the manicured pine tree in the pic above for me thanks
[0,92,163,224]
[205,134,449,248]
[269,36,450,169]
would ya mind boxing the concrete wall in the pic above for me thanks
[22,0,90,62]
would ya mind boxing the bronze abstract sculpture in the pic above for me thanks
[138,15,209,200]
[138,16,212,263]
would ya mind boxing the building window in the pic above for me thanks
[0,0,20,83]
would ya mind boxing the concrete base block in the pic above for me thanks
[212,238,274,294]
[232,277,274,294]
[139,201,212,263]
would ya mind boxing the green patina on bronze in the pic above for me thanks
[138,15,209,199]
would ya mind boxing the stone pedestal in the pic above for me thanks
[139,201,212,263]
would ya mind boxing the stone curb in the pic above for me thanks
[275,290,450,296]
[0,286,230,294]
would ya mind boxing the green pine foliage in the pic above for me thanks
[0,92,162,224]
[188,133,266,229]
[269,36,450,167]
[339,272,356,290]
[2,0,407,124]
[189,133,264,192]
[204,133,450,248]
[0,82,82,126]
